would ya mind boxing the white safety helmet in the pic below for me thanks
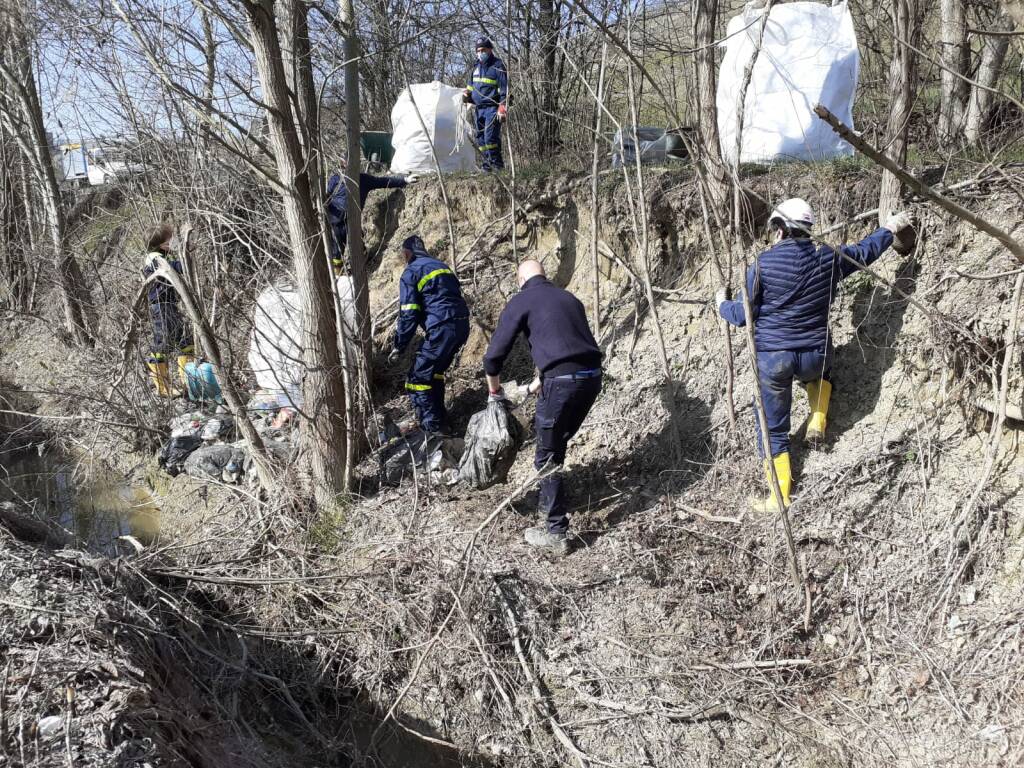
[769,198,815,234]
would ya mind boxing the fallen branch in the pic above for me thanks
[974,399,1024,423]
[572,686,730,723]
[814,104,1024,265]
[494,576,593,768]
[676,503,744,525]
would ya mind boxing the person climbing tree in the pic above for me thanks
[142,224,195,398]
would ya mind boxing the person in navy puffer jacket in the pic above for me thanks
[717,198,913,514]
[389,236,470,435]
[463,38,508,172]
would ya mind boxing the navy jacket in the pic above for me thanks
[484,276,602,377]
[466,53,508,109]
[719,228,894,351]
[394,246,469,352]
[326,172,407,259]
[142,251,184,307]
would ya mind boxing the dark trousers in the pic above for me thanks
[148,301,194,363]
[535,374,601,533]
[475,106,504,171]
[756,347,831,457]
[406,317,470,432]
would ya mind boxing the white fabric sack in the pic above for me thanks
[249,283,304,408]
[717,1,859,164]
[334,275,360,368]
[390,81,476,174]
[248,278,363,408]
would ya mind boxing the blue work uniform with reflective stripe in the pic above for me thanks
[326,172,408,267]
[393,244,470,433]
[466,53,507,171]
[718,228,895,457]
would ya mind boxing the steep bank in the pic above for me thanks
[1,162,1023,766]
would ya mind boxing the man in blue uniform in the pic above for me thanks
[463,38,508,172]
[484,261,603,555]
[389,236,470,436]
[716,198,912,513]
[326,169,416,272]
[142,225,194,398]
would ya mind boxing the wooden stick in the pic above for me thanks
[739,283,804,593]
[814,104,1024,265]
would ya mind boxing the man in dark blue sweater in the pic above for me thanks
[717,198,912,513]
[484,261,603,554]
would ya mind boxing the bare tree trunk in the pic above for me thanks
[589,43,607,337]
[339,0,373,458]
[938,0,969,144]
[964,16,1014,145]
[0,7,92,346]
[691,0,730,212]
[244,0,347,505]
[537,0,560,155]
[878,0,923,221]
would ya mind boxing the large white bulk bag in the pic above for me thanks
[249,283,304,407]
[248,278,362,408]
[390,81,476,174]
[717,1,859,164]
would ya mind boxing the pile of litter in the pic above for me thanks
[157,396,295,484]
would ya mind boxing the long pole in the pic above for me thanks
[740,282,802,592]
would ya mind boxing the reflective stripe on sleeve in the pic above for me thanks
[405,382,432,391]
[417,268,453,292]
[474,77,498,85]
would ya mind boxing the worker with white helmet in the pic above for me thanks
[716,199,913,513]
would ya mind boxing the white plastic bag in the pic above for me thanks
[390,82,476,174]
[717,1,859,164]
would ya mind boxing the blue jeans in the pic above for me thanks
[475,106,503,171]
[755,348,832,457]
[406,318,470,432]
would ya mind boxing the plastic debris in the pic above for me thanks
[158,435,203,476]
[458,399,525,489]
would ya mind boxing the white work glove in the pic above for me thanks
[405,173,419,184]
[883,211,912,234]
[488,388,507,403]
[714,287,728,311]
[387,348,400,365]
[527,376,542,396]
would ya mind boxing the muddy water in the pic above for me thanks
[0,452,159,554]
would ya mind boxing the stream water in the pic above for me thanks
[0,451,159,554]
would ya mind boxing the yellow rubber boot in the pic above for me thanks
[147,361,180,398]
[177,355,196,397]
[749,452,792,514]
[805,379,832,444]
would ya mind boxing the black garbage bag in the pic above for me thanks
[458,400,525,489]
[158,434,202,477]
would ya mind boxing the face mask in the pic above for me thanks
[477,51,488,62]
